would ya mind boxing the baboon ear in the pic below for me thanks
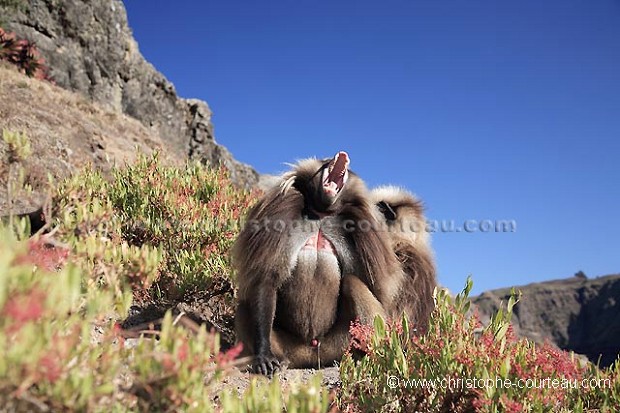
[377,201,397,221]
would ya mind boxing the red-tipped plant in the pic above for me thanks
[0,27,51,81]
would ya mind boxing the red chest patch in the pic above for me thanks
[302,230,335,254]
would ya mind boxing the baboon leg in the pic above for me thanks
[340,274,387,324]
[272,274,386,368]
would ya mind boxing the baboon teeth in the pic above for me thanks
[323,151,350,194]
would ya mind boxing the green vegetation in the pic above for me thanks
[339,279,620,412]
[0,229,219,411]
[2,129,33,228]
[0,151,618,412]
[52,153,255,302]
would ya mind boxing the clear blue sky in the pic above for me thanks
[123,0,620,294]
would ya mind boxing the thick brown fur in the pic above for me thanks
[236,274,386,369]
[371,185,437,333]
[233,157,401,374]
[234,160,400,301]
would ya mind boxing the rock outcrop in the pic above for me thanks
[3,0,257,187]
[473,273,620,366]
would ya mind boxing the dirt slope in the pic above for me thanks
[0,63,176,214]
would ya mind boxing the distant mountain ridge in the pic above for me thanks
[473,273,620,366]
[3,0,257,187]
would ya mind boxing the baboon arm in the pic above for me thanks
[240,280,282,376]
[252,280,277,356]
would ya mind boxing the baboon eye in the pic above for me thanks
[377,201,397,221]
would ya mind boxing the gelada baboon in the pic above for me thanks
[233,152,401,375]
[371,186,437,333]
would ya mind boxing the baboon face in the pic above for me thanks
[373,186,425,227]
[377,200,397,222]
[298,151,350,213]
[372,185,429,249]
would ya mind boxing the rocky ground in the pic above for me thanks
[212,366,341,397]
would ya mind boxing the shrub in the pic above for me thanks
[338,278,620,412]
[0,227,228,411]
[52,153,256,304]
[2,128,31,163]
[2,129,34,228]
[0,26,51,80]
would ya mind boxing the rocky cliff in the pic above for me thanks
[2,0,257,187]
[473,273,620,367]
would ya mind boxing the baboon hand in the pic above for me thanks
[253,352,282,377]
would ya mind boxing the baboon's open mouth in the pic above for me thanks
[322,151,350,197]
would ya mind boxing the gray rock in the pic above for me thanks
[3,0,257,187]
